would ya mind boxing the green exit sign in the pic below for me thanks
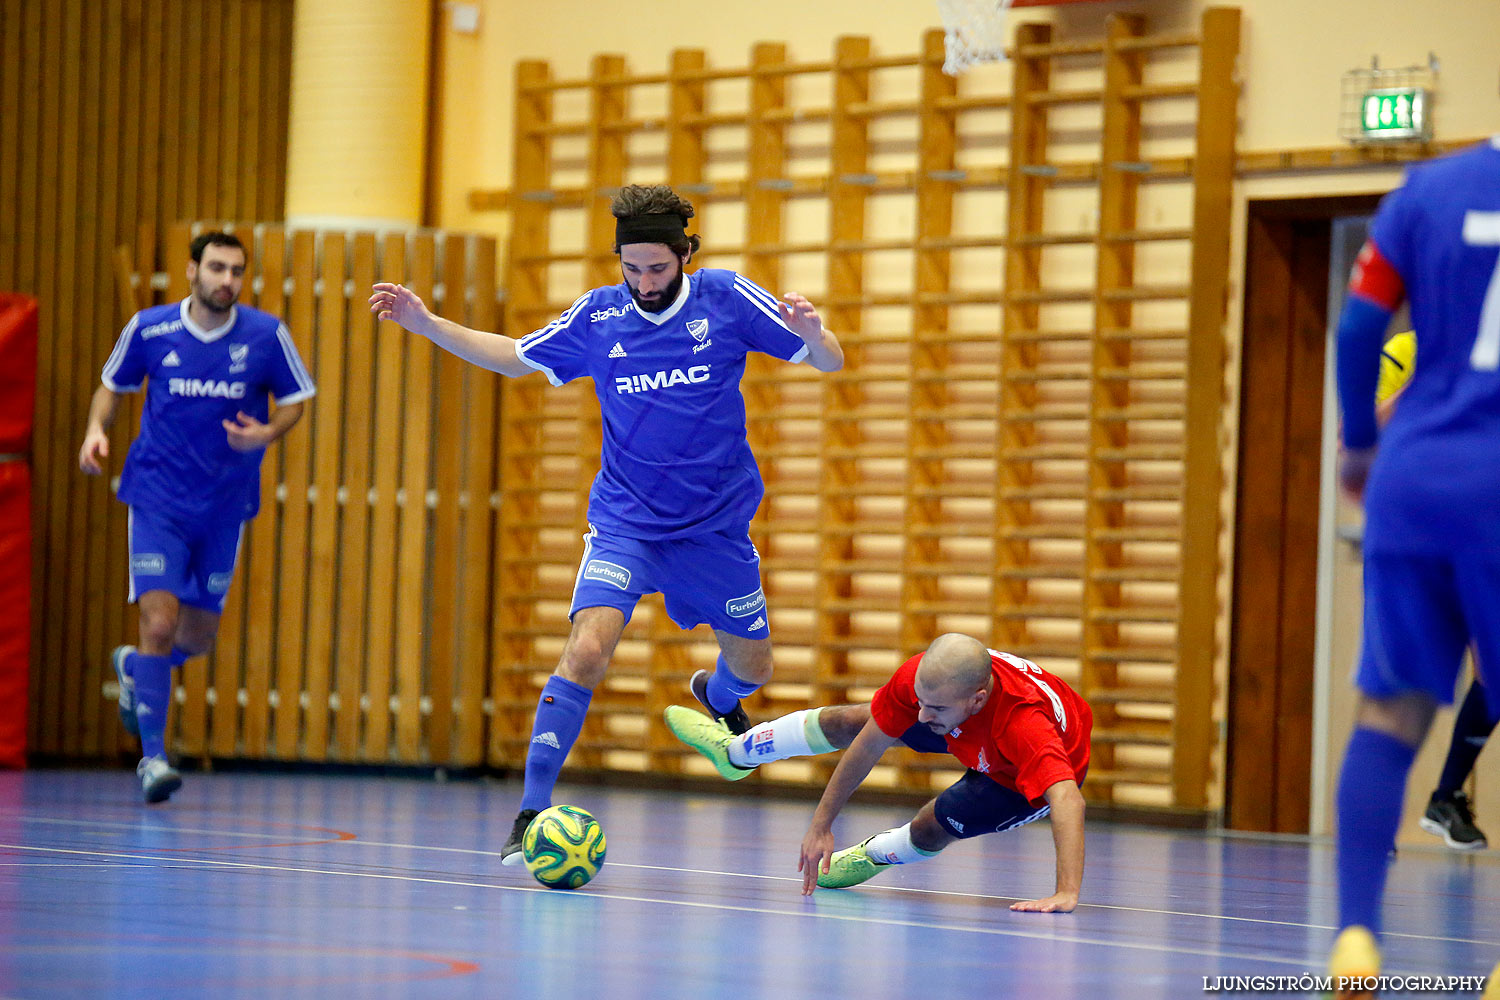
[1360,87,1430,140]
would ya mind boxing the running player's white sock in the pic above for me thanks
[727,708,836,768]
[863,824,941,866]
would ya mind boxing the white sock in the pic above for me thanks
[862,824,941,866]
[727,708,837,768]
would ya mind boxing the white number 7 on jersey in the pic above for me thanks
[1464,211,1500,370]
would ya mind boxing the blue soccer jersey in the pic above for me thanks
[101,299,316,520]
[1350,138,1500,554]
[514,268,809,539]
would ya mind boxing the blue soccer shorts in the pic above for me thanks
[127,505,246,613]
[569,525,770,639]
[1356,549,1500,706]
[898,723,1072,838]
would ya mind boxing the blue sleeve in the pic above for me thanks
[268,323,317,404]
[1368,174,1417,284]
[729,274,810,363]
[100,314,147,391]
[514,293,594,385]
[1336,295,1393,449]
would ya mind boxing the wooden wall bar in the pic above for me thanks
[0,0,295,760]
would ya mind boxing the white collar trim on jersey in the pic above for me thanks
[631,272,691,325]
[179,298,239,343]
[1491,134,1500,151]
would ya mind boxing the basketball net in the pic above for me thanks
[937,0,1014,75]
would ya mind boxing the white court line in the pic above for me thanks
[342,838,1500,948]
[0,840,1323,970]
[10,820,1496,949]
[9,816,322,842]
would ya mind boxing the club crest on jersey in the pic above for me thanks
[614,365,710,394]
[169,377,247,399]
[686,318,709,342]
[228,343,248,373]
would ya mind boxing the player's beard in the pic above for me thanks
[629,269,684,313]
[192,279,237,316]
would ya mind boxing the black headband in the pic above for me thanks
[615,213,688,247]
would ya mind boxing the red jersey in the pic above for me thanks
[870,648,1093,804]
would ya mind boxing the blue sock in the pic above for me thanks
[704,655,761,715]
[170,646,192,668]
[1336,726,1417,934]
[130,652,173,760]
[520,675,592,813]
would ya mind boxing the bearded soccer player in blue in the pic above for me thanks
[78,232,316,803]
[1329,137,1500,996]
[369,184,844,862]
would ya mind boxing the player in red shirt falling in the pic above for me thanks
[666,632,1092,910]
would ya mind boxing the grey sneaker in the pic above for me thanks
[137,755,181,804]
[112,645,138,737]
[664,705,755,781]
[1420,790,1488,850]
[817,838,889,889]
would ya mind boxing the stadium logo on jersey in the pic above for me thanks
[583,559,632,590]
[161,350,182,367]
[686,318,709,342]
[207,572,233,594]
[614,365,711,394]
[131,554,166,575]
[228,343,249,373]
[168,378,247,399]
[591,305,632,322]
[139,318,182,340]
[608,342,628,358]
[725,588,766,618]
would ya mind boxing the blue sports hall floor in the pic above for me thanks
[0,769,1495,999]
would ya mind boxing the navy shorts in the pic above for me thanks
[569,525,770,639]
[899,724,1059,839]
[127,505,245,613]
[1357,549,1500,706]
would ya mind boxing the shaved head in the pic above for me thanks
[916,633,991,696]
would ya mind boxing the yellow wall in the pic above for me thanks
[431,0,1500,234]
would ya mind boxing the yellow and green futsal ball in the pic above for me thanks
[522,804,607,890]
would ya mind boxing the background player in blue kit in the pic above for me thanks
[1329,138,1500,993]
[369,184,843,862]
[78,232,316,803]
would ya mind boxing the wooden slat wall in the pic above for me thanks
[0,0,295,760]
[486,10,1241,812]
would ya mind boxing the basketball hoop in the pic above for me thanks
[937,0,1014,75]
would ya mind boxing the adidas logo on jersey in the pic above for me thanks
[608,342,628,358]
[162,350,182,367]
[532,731,561,749]
[748,615,767,631]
